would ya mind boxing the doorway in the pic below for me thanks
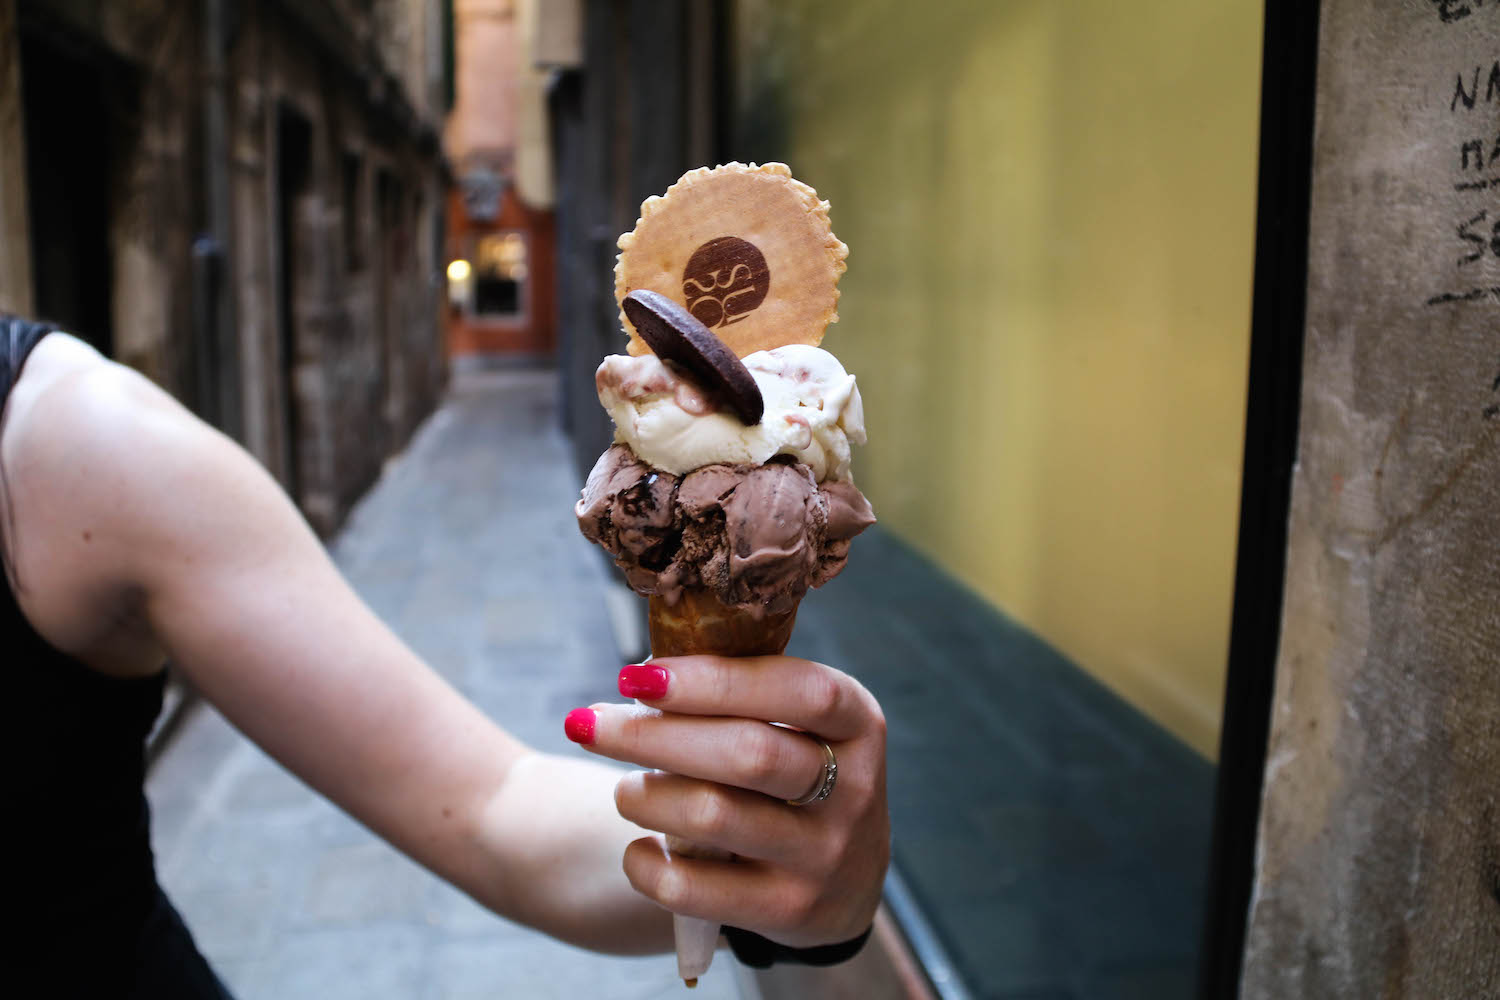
[19,23,135,356]
[275,104,313,500]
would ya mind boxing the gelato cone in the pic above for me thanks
[650,589,797,986]
[667,897,724,988]
[575,163,873,986]
[648,591,798,661]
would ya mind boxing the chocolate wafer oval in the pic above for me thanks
[616,162,847,358]
[622,290,765,425]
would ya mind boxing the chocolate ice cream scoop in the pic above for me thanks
[576,445,874,616]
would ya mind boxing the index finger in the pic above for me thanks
[615,655,877,743]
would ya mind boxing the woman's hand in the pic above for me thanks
[563,655,890,948]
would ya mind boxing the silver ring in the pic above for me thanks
[787,737,838,806]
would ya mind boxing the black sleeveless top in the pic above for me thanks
[3,318,232,998]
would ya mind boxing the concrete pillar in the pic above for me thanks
[0,0,34,316]
[1242,2,1500,995]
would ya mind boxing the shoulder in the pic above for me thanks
[2,334,222,539]
[0,334,265,645]
[4,333,184,460]
[7,331,191,436]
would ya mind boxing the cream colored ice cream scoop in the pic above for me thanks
[595,344,865,482]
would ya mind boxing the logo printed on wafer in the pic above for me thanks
[616,162,846,358]
[682,237,770,329]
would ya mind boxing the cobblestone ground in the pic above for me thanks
[148,369,740,1000]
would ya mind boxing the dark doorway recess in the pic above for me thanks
[19,23,139,357]
[275,103,313,501]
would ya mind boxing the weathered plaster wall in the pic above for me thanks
[105,3,197,396]
[0,0,33,316]
[1242,1,1500,995]
[445,0,518,164]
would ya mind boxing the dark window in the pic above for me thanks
[471,231,527,318]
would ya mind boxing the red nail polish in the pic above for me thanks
[618,663,670,700]
[564,708,597,745]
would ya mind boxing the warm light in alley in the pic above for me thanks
[447,258,472,282]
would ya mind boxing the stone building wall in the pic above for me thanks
[0,0,447,536]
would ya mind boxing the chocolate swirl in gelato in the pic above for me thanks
[577,444,874,617]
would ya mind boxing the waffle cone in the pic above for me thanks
[647,590,798,658]
[648,589,799,985]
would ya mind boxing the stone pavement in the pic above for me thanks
[147,369,741,1000]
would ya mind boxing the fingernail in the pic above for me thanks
[564,708,597,745]
[618,663,670,700]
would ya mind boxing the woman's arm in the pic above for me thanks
[3,342,671,952]
[4,336,888,955]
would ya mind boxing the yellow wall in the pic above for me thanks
[732,1,1263,757]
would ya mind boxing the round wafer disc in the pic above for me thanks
[616,162,847,358]
[621,290,764,425]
